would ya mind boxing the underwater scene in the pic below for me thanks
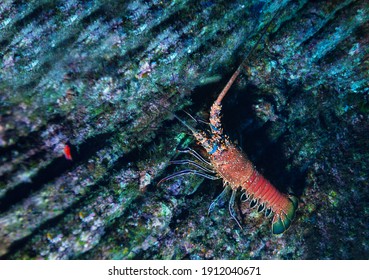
[0,0,368,260]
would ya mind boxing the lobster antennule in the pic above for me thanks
[272,195,298,234]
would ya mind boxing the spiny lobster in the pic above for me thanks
[159,4,298,234]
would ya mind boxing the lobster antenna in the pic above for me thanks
[215,3,286,105]
[149,81,199,134]
[172,113,198,135]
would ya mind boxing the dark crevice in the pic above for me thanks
[0,104,174,258]
[267,0,308,43]
[0,114,72,180]
[1,143,142,259]
[299,0,359,57]
[317,20,369,66]
[0,130,115,213]
[1,198,80,260]
[0,1,60,51]
[77,194,148,260]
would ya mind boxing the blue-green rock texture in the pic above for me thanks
[0,0,368,259]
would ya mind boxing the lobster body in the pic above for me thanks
[209,142,297,234]
[190,101,298,234]
[161,103,298,234]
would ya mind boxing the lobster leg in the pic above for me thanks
[158,169,219,185]
[169,159,215,173]
[229,189,243,229]
[177,148,212,166]
[208,184,230,215]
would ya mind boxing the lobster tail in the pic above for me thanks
[271,195,298,234]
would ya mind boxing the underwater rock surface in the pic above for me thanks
[0,0,368,259]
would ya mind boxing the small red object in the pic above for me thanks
[63,144,73,160]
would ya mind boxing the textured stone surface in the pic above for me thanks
[0,0,368,259]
